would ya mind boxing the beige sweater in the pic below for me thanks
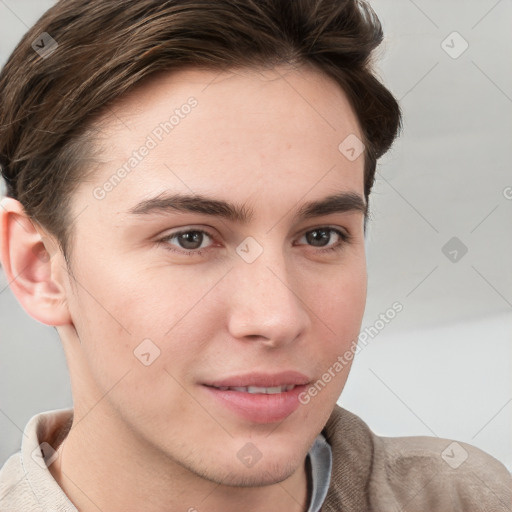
[322,406,511,511]
[0,405,510,511]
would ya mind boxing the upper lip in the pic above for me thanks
[204,371,311,388]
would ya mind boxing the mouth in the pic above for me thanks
[201,372,310,424]
[210,384,297,394]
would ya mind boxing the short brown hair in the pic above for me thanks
[0,0,401,260]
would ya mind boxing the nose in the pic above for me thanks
[226,246,311,348]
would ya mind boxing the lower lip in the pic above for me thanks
[202,385,308,424]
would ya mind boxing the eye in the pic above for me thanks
[159,229,215,254]
[296,227,350,252]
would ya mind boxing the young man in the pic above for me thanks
[0,0,510,510]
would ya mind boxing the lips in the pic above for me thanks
[204,371,310,389]
[214,385,296,394]
[202,371,310,424]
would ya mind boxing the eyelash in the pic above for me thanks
[158,227,352,257]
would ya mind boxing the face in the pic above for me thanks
[59,65,367,486]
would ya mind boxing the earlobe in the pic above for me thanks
[0,197,72,326]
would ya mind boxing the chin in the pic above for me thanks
[203,458,300,488]
[178,437,307,488]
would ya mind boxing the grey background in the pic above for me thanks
[1,0,511,471]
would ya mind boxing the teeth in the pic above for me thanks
[216,385,296,394]
[248,386,279,394]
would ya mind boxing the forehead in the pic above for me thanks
[80,65,365,218]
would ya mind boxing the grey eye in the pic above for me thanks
[305,228,332,247]
[165,230,213,251]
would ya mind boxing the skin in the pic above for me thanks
[0,64,367,512]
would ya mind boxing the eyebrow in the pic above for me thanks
[127,191,368,222]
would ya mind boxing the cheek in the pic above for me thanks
[68,248,173,337]
[307,258,367,333]
[65,252,223,377]
[301,257,366,384]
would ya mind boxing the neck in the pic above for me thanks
[49,403,310,512]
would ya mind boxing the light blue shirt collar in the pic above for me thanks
[306,433,332,512]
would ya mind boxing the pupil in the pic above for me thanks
[179,231,203,249]
[307,229,330,247]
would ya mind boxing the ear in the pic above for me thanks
[0,197,72,326]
